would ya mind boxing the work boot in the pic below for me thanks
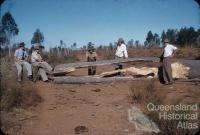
[18,78,22,82]
[28,75,33,81]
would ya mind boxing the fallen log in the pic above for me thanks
[54,57,160,71]
[53,67,75,76]
[176,78,200,82]
[53,58,200,79]
[54,76,147,84]
[99,67,158,78]
[179,60,200,79]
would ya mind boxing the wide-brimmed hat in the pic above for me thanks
[118,38,124,42]
[87,42,95,51]
[164,39,169,43]
[18,42,25,47]
[117,38,124,44]
[33,43,41,50]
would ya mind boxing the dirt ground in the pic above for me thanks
[10,80,199,135]
[2,60,200,135]
[16,81,137,135]
[9,65,199,135]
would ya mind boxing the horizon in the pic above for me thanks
[1,0,200,50]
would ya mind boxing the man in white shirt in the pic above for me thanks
[14,42,32,82]
[31,44,53,82]
[162,39,177,85]
[115,38,128,70]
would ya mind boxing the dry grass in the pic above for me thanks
[0,57,42,134]
[42,52,79,66]
[129,79,165,104]
[96,47,200,60]
[129,80,200,135]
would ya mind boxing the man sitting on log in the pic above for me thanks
[161,39,177,85]
[86,42,98,75]
[14,42,33,82]
[115,38,128,70]
[31,44,53,82]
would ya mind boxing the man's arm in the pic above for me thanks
[123,45,128,58]
[172,46,177,57]
[14,50,20,62]
[31,52,41,62]
[24,51,29,61]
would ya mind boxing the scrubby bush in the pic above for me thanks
[129,80,200,135]
[129,79,165,104]
[0,57,42,111]
[0,57,42,134]
[42,52,79,66]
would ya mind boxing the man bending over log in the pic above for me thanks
[31,44,53,82]
[115,38,128,70]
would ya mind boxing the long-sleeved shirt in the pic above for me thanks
[163,43,177,57]
[31,51,42,63]
[14,48,28,60]
[115,43,128,58]
[86,51,97,62]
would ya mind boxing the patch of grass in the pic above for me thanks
[129,79,165,104]
[0,57,42,111]
[129,80,200,135]
[0,57,42,134]
[42,53,79,66]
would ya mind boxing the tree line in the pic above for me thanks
[144,28,200,48]
[0,11,200,57]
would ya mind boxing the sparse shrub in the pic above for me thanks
[129,79,165,104]
[0,57,42,134]
[42,52,79,66]
[129,80,200,135]
[0,57,42,111]
[147,109,200,135]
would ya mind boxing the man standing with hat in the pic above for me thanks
[86,42,98,75]
[115,38,128,70]
[14,42,32,82]
[31,43,53,82]
[162,39,177,85]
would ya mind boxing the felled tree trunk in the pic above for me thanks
[54,76,146,84]
[54,57,160,71]
[53,58,200,84]
[53,67,75,76]
[179,60,200,79]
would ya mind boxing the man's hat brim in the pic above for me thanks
[19,42,25,47]
[164,39,169,43]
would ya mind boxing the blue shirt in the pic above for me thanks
[14,48,28,60]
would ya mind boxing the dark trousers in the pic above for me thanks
[162,57,173,83]
[88,66,96,75]
[115,56,123,70]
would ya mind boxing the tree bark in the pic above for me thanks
[54,76,146,84]
[179,60,200,79]
[53,67,75,76]
[54,57,160,71]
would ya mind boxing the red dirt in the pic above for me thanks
[18,81,137,135]
[6,59,200,135]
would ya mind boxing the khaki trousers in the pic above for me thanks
[32,61,53,81]
[115,56,123,70]
[162,57,173,83]
[15,61,32,81]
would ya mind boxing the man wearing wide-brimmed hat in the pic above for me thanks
[115,38,128,70]
[14,42,33,82]
[86,42,98,75]
[162,39,177,85]
[31,43,53,82]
